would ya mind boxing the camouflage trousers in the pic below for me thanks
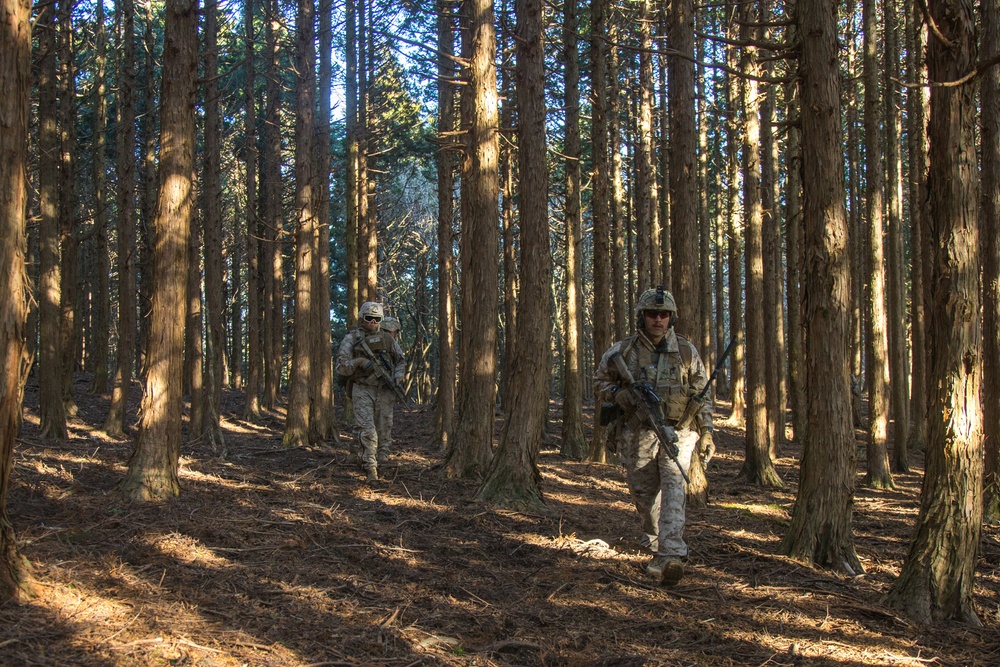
[618,426,698,558]
[351,383,396,472]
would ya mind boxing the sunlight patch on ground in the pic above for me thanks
[148,532,233,568]
[717,501,791,523]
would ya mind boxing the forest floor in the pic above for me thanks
[3,376,1000,667]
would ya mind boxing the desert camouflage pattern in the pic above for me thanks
[594,328,712,557]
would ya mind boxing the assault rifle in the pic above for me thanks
[609,352,689,484]
[360,339,408,404]
[676,336,737,431]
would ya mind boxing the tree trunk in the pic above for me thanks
[121,0,198,501]
[58,0,80,418]
[243,0,262,421]
[886,0,982,624]
[104,0,138,438]
[668,0,697,337]
[445,0,499,479]
[560,0,586,461]
[283,0,317,448]
[779,0,862,575]
[345,0,359,327]
[90,0,111,395]
[262,0,282,408]
[185,207,204,440]
[138,0,158,378]
[884,0,908,473]
[982,0,1000,525]
[863,0,894,490]
[907,5,930,455]
[476,0,547,510]
[738,3,780,487]
[724,15,744,427]
[433,0,457,452]
[201,0,224,453]
[499,10,517,410]
[0,0,38,600]
[588,0,612,463]
[312,0,336,441]
[37,0,66,439]
[608,25,627,342]
[785,69,805,444]
[634,0,654,290]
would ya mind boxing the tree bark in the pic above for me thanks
[863,0,894,490]
[433,0,457,452]
[121,0,198,501]
[779,0,862,575]
[738,2,780,487]
[445,0,499,479]
[0,0,38,600]
[560,0,586,461]
[243,0,262,421]
[886,0,982,624]
[983,0,1000,525]
[104,0,138,438]
[262,0,283,408]
[58,0,80,418]
[724,11,744,427]
[201,0,224,454]
[283,0,317,448]
[37,0,66,439]
[475,0,547,510]
[90,0,111,394]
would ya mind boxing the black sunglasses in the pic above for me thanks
[364,315,383,323]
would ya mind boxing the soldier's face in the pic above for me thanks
[643,311,670,341]
[361,315,381,333]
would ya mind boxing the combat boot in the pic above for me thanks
[646,555,684,586]
[364,468,379,484]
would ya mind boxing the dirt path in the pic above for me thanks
[2,382,998,666]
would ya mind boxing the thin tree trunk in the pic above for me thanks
[588,0,612,463]
[445,0,499,479]
[201,0,224,452]
[121,0,198,501]
[104,0,137,438]
[138,0,158,378]
[262,0,282,408]
[668,0,698,336]
[90,0,110,394]
[58,0,80,418]
[560,0,586,460]
[887,0,982,623]
[634,0,654,290]
[779,0,862,575]
[243,0,262,421]
[785,72,805,444]
[724,10,744,427]
[983,0,1000,525]
[433,0,457,452]
[476,0,547,509]
[884,0,908,472]
[37,0,66,439]
[312,0,335,440]
[0,0,38,600]
[283,0,317,448]
[608,24,627,341]
[738,1,779,486]
[186,205,204,440]
[345,0,359,327]
[863,0,893,489]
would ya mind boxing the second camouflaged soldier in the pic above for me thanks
[335,302,406,483]
[594,286,714,586]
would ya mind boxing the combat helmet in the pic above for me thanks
[635,285,677,328]
[381,316,401,333]
[359,301,384,322]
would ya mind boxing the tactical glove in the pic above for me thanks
[698,430,716,465]
[353,357,373,372]
[612,386,636,411]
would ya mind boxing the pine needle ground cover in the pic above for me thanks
[2,383,999,666]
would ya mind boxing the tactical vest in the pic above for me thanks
[621,333,694,423]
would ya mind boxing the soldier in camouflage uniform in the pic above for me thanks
[336,302,406,483]
[594,286,715,585]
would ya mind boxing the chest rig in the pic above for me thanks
[623,333,693,422]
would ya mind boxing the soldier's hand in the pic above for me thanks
[613,386,636,411]
[698,430,716,465]
[353,357,372,371]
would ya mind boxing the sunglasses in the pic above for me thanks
[644,311,671,320]
[364,315,383,323]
